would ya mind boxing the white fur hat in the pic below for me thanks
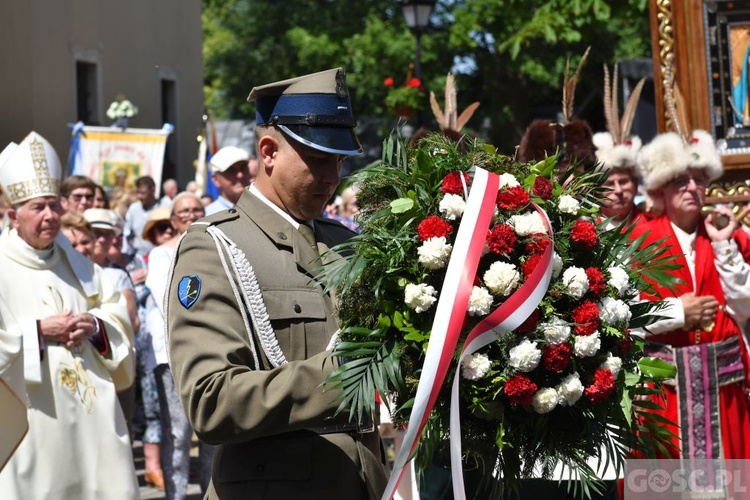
[686,129,722,180]
[593,132,642,172]
[637,132,692,191]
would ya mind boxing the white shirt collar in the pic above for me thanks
[249,184,301,230]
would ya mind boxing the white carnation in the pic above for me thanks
[439,193,466,220]
[404,283,438,313]
[599,296,632,325]
[418,237,452,270]
[532,387,559,414]
[483,261,520,296]
[467,286,494,317]
[540,316,571,344]
[509,339,542,372]
[607,266,630,297]
[509,211,547,236]
[461,353,492,380]
[556,373,584,407]
[574,331,601,358]
[498,173,520,188]
[562,266,589,299]
[552,251,563,278]
[558,195,580,215]
[600,353,623,378]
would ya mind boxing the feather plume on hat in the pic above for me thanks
[429,73,480,136]
[517,47,595,169]
[594,64,645,172]
[638,64,723,190]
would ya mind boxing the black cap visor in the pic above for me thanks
[279,124,362,156]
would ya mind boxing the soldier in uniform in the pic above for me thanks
[166,68,387,499]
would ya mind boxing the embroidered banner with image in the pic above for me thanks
[68,124,171,195]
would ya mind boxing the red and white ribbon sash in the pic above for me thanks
[449,205,554,499]
[382,167,499,499]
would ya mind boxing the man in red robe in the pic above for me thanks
[635,130,750,460]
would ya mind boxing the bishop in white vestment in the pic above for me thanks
[0,132,139,499]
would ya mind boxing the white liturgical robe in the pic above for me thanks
[0,229,139,499]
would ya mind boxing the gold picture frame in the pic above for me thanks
[650,0,750,179]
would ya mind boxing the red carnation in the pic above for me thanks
[497,186,530,211]
[543,342,573,372]
[532,176,553,201]
[522,254,542,278]
[384,77,395,87]
[417,216,453,242]
[584,368,616,403]
[504,374,538,406]
[487,224,517,255]
[517,308,539,334]
[585,267,606,298]
[570,219,599,250]
[525,232,551,255]
[571,301,600,335]
[408,77,421,88]
[441,172,470,195]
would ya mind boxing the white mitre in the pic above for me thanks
[0,131,61,205]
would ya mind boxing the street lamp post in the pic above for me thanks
[401,0,436,127]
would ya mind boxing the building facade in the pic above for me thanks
[0,0,203,189]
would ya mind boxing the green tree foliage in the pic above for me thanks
[202,0,651,154]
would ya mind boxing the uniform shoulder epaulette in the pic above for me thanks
[186,208,241,233]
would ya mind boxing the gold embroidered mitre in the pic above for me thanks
[0,131,61,205]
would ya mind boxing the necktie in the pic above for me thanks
[297,223,323,269]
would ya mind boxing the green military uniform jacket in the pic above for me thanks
[166,191,387,499]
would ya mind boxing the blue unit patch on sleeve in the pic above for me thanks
[178,275,202,309]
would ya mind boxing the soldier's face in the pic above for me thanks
[9,196,62,249]
[267,137,343,222]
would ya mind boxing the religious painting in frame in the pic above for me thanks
[650,0,750,181]
[650,0,750,211]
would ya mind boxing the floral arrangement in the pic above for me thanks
[384,64,424,116]
[322,132,679,498]
[106,95,139,121]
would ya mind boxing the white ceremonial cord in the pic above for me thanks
[207,226,286,368]
[204,226,262,370]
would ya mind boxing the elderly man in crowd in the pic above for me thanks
[204,146,256,215]
[635,130,750,460]
[0,131,138,498]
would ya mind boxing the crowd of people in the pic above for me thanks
[0,64,749,500]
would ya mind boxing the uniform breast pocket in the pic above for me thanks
[263,288,330,360]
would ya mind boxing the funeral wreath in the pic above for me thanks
[321,132,679,499]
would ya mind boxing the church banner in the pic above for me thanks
[68,124,172,195]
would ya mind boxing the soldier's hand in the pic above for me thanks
[680,292,719,330]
